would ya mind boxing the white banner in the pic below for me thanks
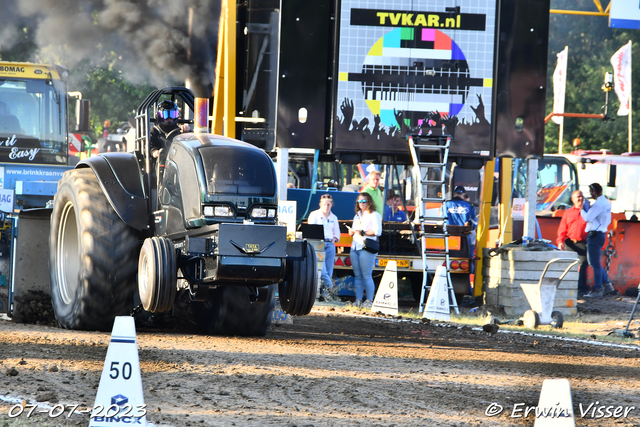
[551,47,568,125]
[0,189,13,213]
[611,41,632,116]
[278,200,297,236]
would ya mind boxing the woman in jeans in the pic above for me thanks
[348,192,382,308]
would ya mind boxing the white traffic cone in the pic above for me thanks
[91,316,147,426]
[372,261,399,315]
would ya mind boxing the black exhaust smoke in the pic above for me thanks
[3,0,220,91]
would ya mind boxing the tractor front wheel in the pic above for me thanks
[138,236,177,313]
[279,242,317,316]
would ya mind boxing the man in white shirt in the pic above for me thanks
[308,194,341,301]
[580,183,616,298]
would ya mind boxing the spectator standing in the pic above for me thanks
[384,192,407,222]
[556,190,589,296]
[348,192,382,308]
[443,186,477,260]
[362,169,384,216]
[308,194,341,301]
[581,183,616,298]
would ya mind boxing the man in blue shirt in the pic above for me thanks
[443,186,477,260]
[384,193,407,222]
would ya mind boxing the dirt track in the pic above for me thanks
[1,298,640,427]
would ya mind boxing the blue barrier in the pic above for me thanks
[287,188,359,221]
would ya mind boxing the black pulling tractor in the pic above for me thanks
[47,87,317,335]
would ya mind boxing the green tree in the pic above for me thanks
[546,0,640,154]
[70,58,156,142]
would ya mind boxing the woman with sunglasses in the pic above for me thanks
[308,194,341,301]
[348,192,382,308]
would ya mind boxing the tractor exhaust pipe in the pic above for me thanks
[186,79,211,135]
[194,97,209,135]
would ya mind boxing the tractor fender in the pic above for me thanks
[76,153,149,231]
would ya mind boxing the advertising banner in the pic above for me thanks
[610,42,632,116]
[334,1,498,158]
[552,47,568,125]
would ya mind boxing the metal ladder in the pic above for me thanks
[408,135,459,315]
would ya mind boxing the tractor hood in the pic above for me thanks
[172,132,277,198]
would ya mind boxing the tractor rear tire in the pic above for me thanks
[193,285,276,336]
[138,237,177,313]
[50,168,140,331]
[279,242,317,316]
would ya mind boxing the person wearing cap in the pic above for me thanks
[443,186,477,260]
[308,194,341,301]
[581,183,616,298]
[362,169,383,216]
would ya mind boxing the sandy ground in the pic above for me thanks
[0,295,639,427]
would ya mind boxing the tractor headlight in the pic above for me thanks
[268,208,276,218]
[215,206,233,217]
[251,208,267,218]
[204,206,233,217]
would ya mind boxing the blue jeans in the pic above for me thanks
[321,242,336,289]
[350,249,376,302]
[564,239,589,293]
[586,231,609,291]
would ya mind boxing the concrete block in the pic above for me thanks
[483,247,578,262]
[483,260,580,272]
[482,268,579,282]
[482,248,579,318]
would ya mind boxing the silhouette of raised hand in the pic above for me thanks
[470,94,488,124]
[373,114,382,135]
[340,98,354,129]
[442,114,458,136]
[354,117,370,135]
[394,109,405,130]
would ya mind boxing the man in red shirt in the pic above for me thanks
[556,190,589,296]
